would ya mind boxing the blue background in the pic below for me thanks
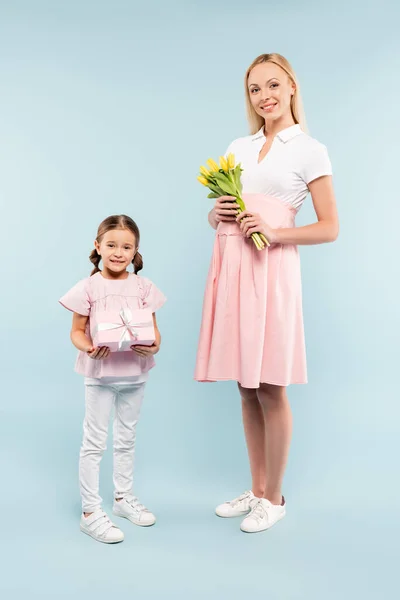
[1,0,398,598]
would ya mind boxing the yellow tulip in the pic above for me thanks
[200,166,211,177]
[206,158,220,172]
[219,156,229,172]
[197,175,209,186]
[227,153,235,169]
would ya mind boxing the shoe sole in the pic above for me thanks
[215,509,251,518]
[112,510,156,527]
[80,526,124,544]
[240,510,286,533]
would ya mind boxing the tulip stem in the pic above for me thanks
[260,233,270,247]
[235,194,270,250]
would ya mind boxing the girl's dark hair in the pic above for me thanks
[89,215,143,276]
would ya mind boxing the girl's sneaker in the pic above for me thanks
[215,490,257,518]
[113,494,156,526]
[80,509,124,543]
[240,497,286,533]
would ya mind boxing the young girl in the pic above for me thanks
[195,53,339,533]
[60,214,166,544]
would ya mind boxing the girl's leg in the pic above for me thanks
[80,384,115,515]
[113,383,145,500]
[256,383,292,505]
[238,383,267,498]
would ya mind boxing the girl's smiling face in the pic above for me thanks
[95,228,137,276]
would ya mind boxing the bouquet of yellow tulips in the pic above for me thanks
[197,154,269,250]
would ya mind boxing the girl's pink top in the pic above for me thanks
[59,271,166,378]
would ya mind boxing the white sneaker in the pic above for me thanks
[113,494,156,527]
[240,497,286,533]
[215,490,257,518]
[80,509,124,544]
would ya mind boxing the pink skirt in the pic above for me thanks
[194,194,307,388]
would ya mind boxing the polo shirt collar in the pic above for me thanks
[252,123,303,143]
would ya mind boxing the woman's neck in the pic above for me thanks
[263,116,296,139]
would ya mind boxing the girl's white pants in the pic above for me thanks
[79,380,145,513]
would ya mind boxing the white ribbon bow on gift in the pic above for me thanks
[94,308,153,351]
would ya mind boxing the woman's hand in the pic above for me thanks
[86,346,111,360]
[236,210,278,244]
[213,196,240,223]
[131,342,160,357]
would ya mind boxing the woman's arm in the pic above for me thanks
[238,176,339,246]
[208,208,219,230]
[275,176,339,245]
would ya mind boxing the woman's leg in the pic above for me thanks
[256,383,292,505]
[238,383,266,498]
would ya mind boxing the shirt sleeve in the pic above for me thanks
[224,139,237,159]
[141,278,167,313]
[301,142,333,185]
[59,279,91,316]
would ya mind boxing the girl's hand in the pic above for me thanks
[86,346,111,360]
[236,210,278,244]
[214,196,240,223]
[131,342,160,357]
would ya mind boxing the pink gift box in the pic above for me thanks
[90,308,155,352]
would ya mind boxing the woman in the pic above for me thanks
[195,53,338,533]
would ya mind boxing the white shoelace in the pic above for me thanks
[247,499,269,524]
[230,490,253,507]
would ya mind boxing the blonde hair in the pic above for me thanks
[244,53,308,134]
